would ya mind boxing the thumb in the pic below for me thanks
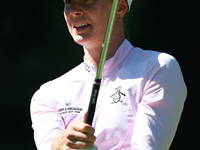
[82,112,87,122]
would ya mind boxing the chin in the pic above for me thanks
[72,34,103,50]
[73,35,92,47]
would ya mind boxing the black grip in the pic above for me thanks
[85,78,101,125]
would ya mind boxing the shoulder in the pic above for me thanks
[119,45,182,81]
[126,46,178,69]
[53,62,85,84]
[120,40,177,68]
[33,63,85,97]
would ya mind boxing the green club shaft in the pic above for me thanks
[85,0,119,125]
[96,0,118,79]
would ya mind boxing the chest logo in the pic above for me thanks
[110,86,126,104]
[65,101,71,106]
[58,101,83,115]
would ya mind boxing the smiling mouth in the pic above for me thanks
[73,23,91,32]
[74,23,89,28]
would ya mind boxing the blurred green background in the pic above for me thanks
[1,0,199,149]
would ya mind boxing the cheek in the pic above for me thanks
[63,7,71,24]
[63,11,72,31]
[95,5,111,29]
[94,14,109,34]
[63,10,68,23]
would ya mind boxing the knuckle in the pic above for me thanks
[82,142,93,149]
[65,139,74,147]
[82,124,89,130]
[83,125,95,134]
[93,135,96,141]
[91,127,95,134]
[82,134,88,140]
[75,141,87,148]
[65,130,74,139]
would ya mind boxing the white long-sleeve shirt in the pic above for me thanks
[30,39,187,150]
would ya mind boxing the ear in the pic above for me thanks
[116,0,129,17]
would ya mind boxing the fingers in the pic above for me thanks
[65,131,95,149]
[82,112,87,122]
[66,116,96,149]
[65,139,94,149]
[73,140,95,149]
[74,131,96,142]
[67,124,96,142]
[52,113,96,150]
[73,123,95,135]
[73,112,95,135]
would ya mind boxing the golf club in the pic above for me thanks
[85,0,118,125]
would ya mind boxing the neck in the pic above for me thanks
[84,30,124,68]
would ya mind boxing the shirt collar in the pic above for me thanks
[83,39,134,76]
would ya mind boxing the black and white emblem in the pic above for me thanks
[84,63,91,72]
[110,86,126,104]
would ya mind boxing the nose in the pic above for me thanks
[69,2,84,17]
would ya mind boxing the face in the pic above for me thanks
[63,0,112,50]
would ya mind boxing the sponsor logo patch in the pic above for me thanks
[58,101,83,115]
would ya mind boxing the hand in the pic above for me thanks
[52,112,96,150]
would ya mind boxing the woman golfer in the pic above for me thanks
[30,0,187,149]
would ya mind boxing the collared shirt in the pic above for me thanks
[30,39,187,150]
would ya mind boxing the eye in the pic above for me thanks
[84,0,95,5]
[64,0,74,4]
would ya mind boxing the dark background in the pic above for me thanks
[1,0,199,149]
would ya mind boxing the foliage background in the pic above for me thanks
[1,0,199,149]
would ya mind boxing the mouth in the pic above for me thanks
[74,23,89,27]
[73,23,91,32]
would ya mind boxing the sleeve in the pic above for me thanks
[30,82,65,150]
[131,54,187,150]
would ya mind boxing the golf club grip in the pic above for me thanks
[85,79,101,125]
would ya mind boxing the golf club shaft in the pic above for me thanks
[85,0,118,125]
